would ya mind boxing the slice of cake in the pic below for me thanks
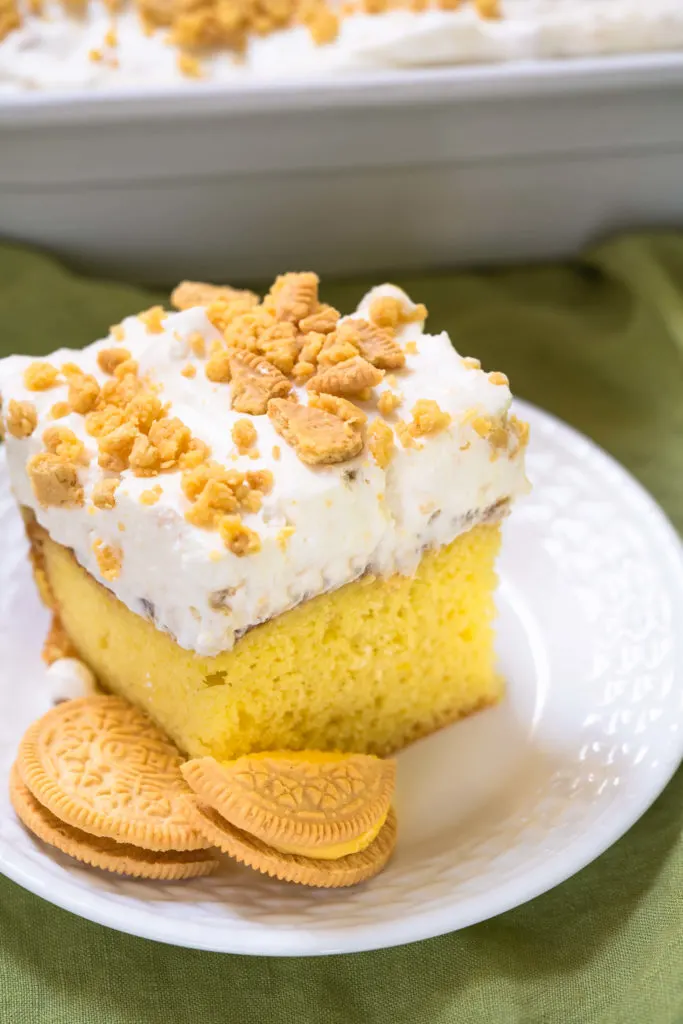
[0,274,529,759]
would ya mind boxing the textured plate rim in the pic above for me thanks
[0,398,682,957]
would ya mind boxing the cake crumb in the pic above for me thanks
[92,477,120,509]
[97,347,131,375]
[93,538,123,580]
[24,362,60,391]
[219,515,261,556]
[410,399,451,437]
[368,419,394,469]
[6,399,37,439]
[232,418,257,453]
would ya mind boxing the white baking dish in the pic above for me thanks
[1,52,683,284]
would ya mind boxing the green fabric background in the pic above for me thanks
[0,234,681,1024]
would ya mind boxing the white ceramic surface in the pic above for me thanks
[1,55,683,283]
[0,400,681,956]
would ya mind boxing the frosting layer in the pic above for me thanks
[1,0,682,93]
[0,283,528,655]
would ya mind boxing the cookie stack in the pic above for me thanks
[11,695,397,887]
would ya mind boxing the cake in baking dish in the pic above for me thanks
[0,273,529,759]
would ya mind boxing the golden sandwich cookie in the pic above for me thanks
[17,695,211,852]
[9,763,219,881]
[182,750,397,886]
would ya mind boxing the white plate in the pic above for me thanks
[0,400,682,956]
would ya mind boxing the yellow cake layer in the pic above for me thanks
[33,521,504,759]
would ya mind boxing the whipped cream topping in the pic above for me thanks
[0,285,528,656]
[1,0,682,93]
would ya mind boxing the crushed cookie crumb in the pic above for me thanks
[49,402,71,420]
[27,453,84,508]
[24,362,60,391]
[368,419,394,469]
[257,322,299,374]
[218,515,261,556]
[110,324,126,342]
[304,4,339,44]
[97,347,131,375]
[92,477,120,509]
[306,355,384,397]
[140,485,163,505]
[180,362,197,379]
[129,434,162,477]
[93,538,123,581]
[43,426,89,465]
[488,371,509,387]
[189,332,206,357]
[171,281,258,312]
[476,0,501,18]
[272,444,281,461]
[268,397,364,465]
[410,399,451,437]
[277,525,295,550]
[148,416,191,468]
[229,350,291,415]
[6,399,37,439]
[377,390,402,417]
[98,423,139,472]
[138,306,166,334]
[298,305,340,335]
[404,341,418,355]
[395,420,422,450]
[463,357,481,370]
[268,272,319,325]
[232,418,257,453]
[369,295,427,329]
[345,319,405,370]
[68,373,100,414]
[205,349,232,383]
[177,52,203,78]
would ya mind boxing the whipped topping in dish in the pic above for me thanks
[0,282,528,656]
[1,0,682,93]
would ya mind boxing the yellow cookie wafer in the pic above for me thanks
[9,764,219,881]
[18,695,210,852]
[181,751,396,852]
[188,801,397,888]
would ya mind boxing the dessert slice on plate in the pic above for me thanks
[0,273,529,761]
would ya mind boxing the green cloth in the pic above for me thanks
[0,234,682,1024]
